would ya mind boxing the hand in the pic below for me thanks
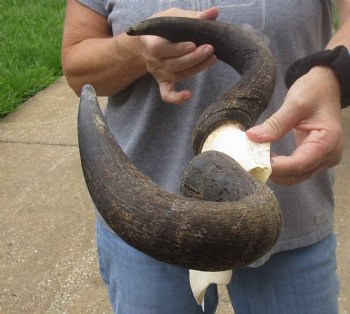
[247,66,344,185]
[139,7,219,104]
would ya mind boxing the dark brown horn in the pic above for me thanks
[78,18,281,271]
[126,17,276,153]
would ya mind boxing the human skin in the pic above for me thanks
[142,3,350,185]
[246,0,350,185]
[62,0,350,186]
[61,1,218,98]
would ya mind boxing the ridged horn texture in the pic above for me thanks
[126,17,276,154]
[78,18,281,271]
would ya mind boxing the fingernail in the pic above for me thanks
[249,125,267,137]
[202,45,213,54]
[183,91,192,101]
[185,43,196,52]
[209,55,217,64]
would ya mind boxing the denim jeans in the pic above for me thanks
[96,218,339,314]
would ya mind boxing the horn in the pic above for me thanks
[78,17,281,271]
[126,17,276,154]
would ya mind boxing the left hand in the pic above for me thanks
[139,7,219,104]
[247,66,344,185]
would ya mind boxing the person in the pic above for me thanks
[62,1,349,313]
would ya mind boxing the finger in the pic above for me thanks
[159,80,192,104]
[271,146,342,186]
[148,46,215,82]
[164,44,215,72]
[141,35,196,58]
[246,98,303,143]
[247,111,297,143]
[156,54,217,104]
[271,152,322,179]
[195,7,219,20]
[270,167,319,185]
[151,7,218,20]
[271,128,341,177]
[175,55,217,81]
[271,136,328,178]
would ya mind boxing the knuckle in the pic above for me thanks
[152,67,167,80]
[165,8,182,16]
[163,58,178,72]
[146,41,163,56]
[161,93,171,103]
[287,91,310,112]
[329,156,342,168]
[156,8,189,18]
[142,36,166,56]
[329,142,344,167]
[156,69,175,83]
[334,124,344,143]
[142,53,154,65]
[160,89,175,104]
[291,95,306,109]
[295,161,306,177]
[145,61,158,75]
[319,126,343,155]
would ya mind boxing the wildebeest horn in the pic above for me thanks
[78,17,281,271]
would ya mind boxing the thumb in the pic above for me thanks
[195,7,219,20]
[246,103,299,143]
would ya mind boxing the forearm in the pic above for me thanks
[298,2,350,110]
[327,0,350,48]
[62,33,147,96]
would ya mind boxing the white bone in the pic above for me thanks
[189,122,272,305]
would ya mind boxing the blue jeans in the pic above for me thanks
[96,219,339,314]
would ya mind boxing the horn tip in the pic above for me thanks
[81,84,95,95]
[80,84,98,104]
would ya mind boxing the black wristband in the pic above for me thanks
[285,45,350,109]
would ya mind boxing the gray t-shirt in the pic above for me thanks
[78,0,335,265]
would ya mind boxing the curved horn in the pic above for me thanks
[78,18,281,271]
[126,17,276,153]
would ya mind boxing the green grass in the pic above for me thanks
[0,0,66,117]
[0,2,340,118]
[333,2,339,31]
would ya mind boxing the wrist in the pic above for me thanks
[308,66,341,105]
[285,46,350,109]
[117,33,148,76]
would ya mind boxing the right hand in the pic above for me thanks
[247,66,343,185]
[140,7,219,104]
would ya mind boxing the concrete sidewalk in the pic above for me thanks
[0,77,349,313]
